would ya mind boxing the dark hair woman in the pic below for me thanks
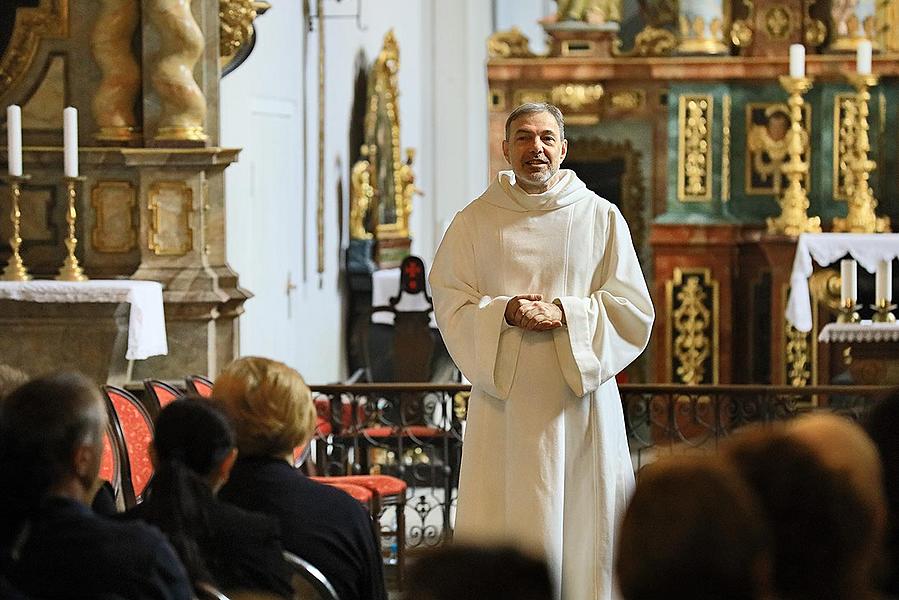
[123,397,292,598]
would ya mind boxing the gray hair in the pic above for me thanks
[504,102,565,142]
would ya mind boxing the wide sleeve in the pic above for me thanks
[429,213,523,400]
[552,206,654,397]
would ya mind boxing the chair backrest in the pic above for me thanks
[98,419,122,501]
[283,551,340,600]
[143,379,183,416]
[102,385,155,507]
[194,582,231,600]
[186,374,214,398]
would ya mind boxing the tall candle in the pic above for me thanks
[856,40,873,76]
[789,44,805,78]
[63,106,78,178]
[840,259,857,305]
[6,105,22,176]
[876,259,892,303]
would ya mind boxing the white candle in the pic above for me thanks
[857,40,873,76]
[789,44,805,78]
[876,259,892,303]
[63,106,78,178]
[840,259,857,305]
[6,105,22,176]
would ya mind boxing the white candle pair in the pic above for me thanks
[840,258,893,305]
[788,41,874,78]
[6,105,79,177]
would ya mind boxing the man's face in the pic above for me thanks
[502,111,568,194]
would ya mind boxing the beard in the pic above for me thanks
[515,163,559,191]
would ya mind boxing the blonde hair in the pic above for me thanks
[213,356,316,457]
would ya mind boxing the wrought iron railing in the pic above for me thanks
[307,383,892,550]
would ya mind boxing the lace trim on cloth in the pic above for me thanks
[786,233,899,332]
[0,280,168,359]
[818,322,899,343]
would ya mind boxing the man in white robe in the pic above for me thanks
[428,103,654,600]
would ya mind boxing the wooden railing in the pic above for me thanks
[307,383,893,550]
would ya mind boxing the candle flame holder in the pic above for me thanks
[837,299,861,324]
[55,176,88,282]
[1,174,32,281]
[871,298,897,323]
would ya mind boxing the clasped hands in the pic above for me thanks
[505,294,565,331]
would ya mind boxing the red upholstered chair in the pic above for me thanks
[102,385,155,508]
[143,379,183,416]
[185,374,214,398]
[98,421,122,502]
[311,478,376,513]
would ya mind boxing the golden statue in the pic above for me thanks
[747,104,806,195]
[550,0,621,24]
[350,145,375,240]
[397,148,421,228]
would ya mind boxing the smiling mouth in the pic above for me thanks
[526,160,547,167]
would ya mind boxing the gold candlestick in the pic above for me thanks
[1,174,32,281]
[871,298,897,323]
[837,299,861,324]
[766,76,822,236]
[55,176,88,281]
[832,74,890,233]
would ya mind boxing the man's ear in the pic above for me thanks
[73,443,97,480]
[502,139,510,164]
[559,139,568,164]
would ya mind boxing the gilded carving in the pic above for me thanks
[785,324,811,386]
[350,145,375,240]
[148,0,207,143]
[722,94,731,202]
[148,181,194,255]
[609,90,645,111]
[833,93,855,201]
[553,0,622,23]
[487,27,535,59]
[666,268,719,385]
[764,6,794,39]
[633,26,676,56]
[677,95,713,202]
[804,0,827,47]
[91,181,137,253]
[746,102,811,195]
[92,0,141,143]
[513,89,551,107]
[551,84,603,124]
[220,0,271,66]
[677,13,728,55]
[0,0,68,99]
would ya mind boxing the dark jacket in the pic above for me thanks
[219,456,387,600]
[7,496,191,600]
[125,492,292,598]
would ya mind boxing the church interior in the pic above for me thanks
[1,0,899,599]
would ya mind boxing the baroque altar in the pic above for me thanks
[488,0,899,385]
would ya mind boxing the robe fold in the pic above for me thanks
[429,169,654,600]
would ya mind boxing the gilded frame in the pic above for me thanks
[148,181,193,256]
[745,101,812,196]
[0,0,69,100]
[91,180,137,253]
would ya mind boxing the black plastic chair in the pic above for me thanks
[283,551,340,600]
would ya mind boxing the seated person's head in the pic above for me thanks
[616,455,771,600]
[723,422,884,599]
[0,373,106,546]
[152,397,237,492]
[865,388,899,593]
[405,544,553,600]
[0,364,28,401]
[213,357,316,459]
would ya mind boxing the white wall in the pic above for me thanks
[220,0,492,383]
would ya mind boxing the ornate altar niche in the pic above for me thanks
[488,0,899,384]
[0,0,267,382]
[346,30,421,377]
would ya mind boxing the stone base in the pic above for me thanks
[544,22,620,58]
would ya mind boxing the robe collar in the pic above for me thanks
[484,169,589,212]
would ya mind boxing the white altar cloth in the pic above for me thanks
[0,280,167,360]
[371,267,437,327]
[785,233,899,332]
[818,321,899,343]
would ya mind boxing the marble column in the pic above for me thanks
[91,0,142,144]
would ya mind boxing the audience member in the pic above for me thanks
[405,544,553,600]
[723,420,885,600]
[0,372,192,599]
[124,397,292,598]
[865,389,899,596]
[214,356,387,600]
[616,455,772,600]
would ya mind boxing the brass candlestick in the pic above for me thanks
[833,74,891,233]
[766,76,822,236]
[871,298,897,323]
[1,174,32,281]
[56,176,88,281]
[837,299,861,324]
